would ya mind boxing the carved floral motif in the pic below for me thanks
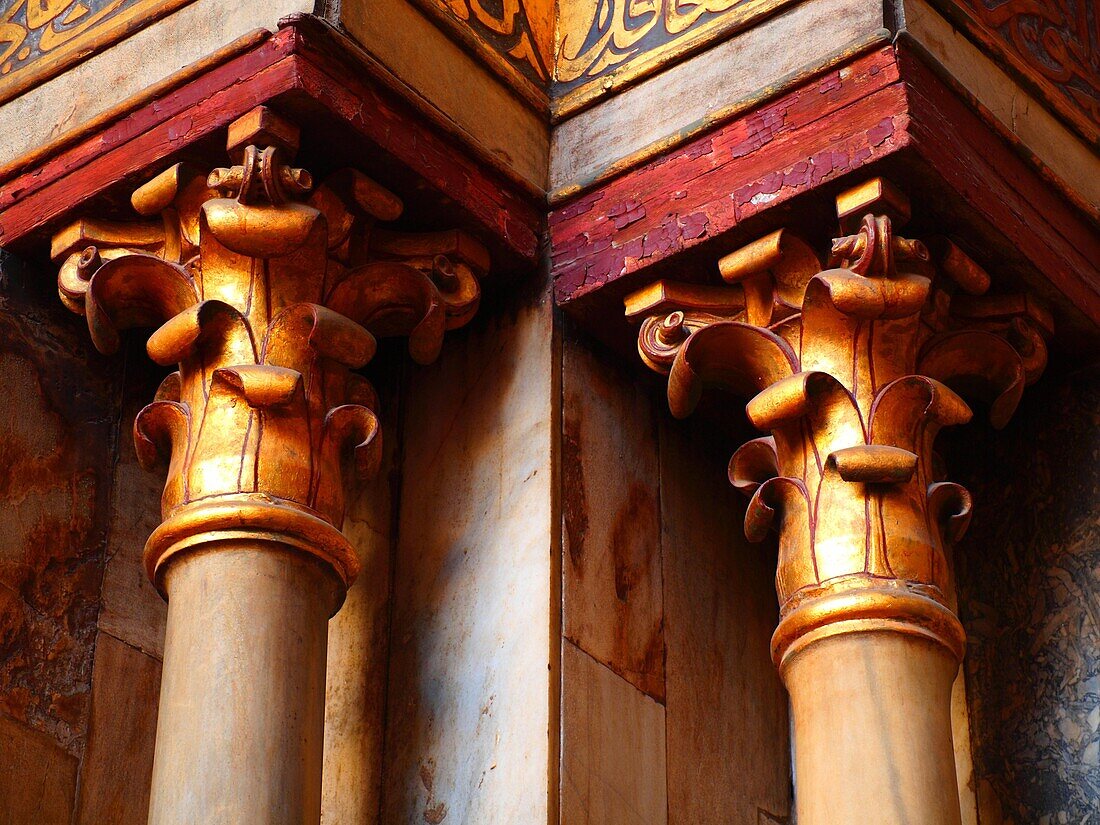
[942,0,1100,142]
[626,180,1051,668]
[52,107,486,591]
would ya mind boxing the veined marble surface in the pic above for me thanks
[951,364,1100,823]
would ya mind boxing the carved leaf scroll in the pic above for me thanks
[53,107,487,590]
[627,182,1050,664]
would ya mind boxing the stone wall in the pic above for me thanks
[0,251,122,823]
[560,321,793,824]
[0,250,408,825]
[951,361,1100,824]
[380,276,557,825]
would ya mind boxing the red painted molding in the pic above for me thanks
[0,17,542,269]
[549,46,907,307]
[3,19,1093,338]
[548,41,1099,340]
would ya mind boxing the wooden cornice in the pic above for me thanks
[2,17,1094,350]
[0,15,542,274]
[549,41,1100,351]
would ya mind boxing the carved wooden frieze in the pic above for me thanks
[409,0,553,88]
[554,0,796,114]
[935,0,1100,145]
[407,0,795,115]
[0,0,198,105]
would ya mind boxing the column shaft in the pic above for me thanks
[51,105,486,822]
[148,544,338,824]
[785,631,962,825]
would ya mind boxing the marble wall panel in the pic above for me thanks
[0,258,120,760]
[74,631,161,825]
[950,363,1100,823]
[321,349,403,825]
[562,327,665,701]
[97,358,169,660]
[560,639,668,825]
[382,281,555,824]
[558,321,793,823]
[659,414,792,825]
[0,712,78,824]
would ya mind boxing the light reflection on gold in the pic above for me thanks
[53,106,486,593]
[626,178,1051,669]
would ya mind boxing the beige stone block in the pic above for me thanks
[659,417,792,825]
[0,713,78,825]
[549,0,886,196]
[75,632,161,825]
[0,0,312,167]
[382,285,555,825]
[562,331,664,700]
[560,640,668,825]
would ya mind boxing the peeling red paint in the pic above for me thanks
[609,199,646,229]
[549,47,906,304]
[867,116,895,146]
[680,211,709,240]
[683,138,713,160]
[0,19,541,268]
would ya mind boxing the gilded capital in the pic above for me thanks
[52,106,486,595]
[626,179,1051,670]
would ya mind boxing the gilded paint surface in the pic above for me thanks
[50,106,484,592]
[0,0,195,104]
[554,0,792,110]
[625,180,1051,670]
[408,0,791,114]
[937,0,1100,144]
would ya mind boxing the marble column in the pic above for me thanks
[50,106,486,825]
[625,178,1051,825]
